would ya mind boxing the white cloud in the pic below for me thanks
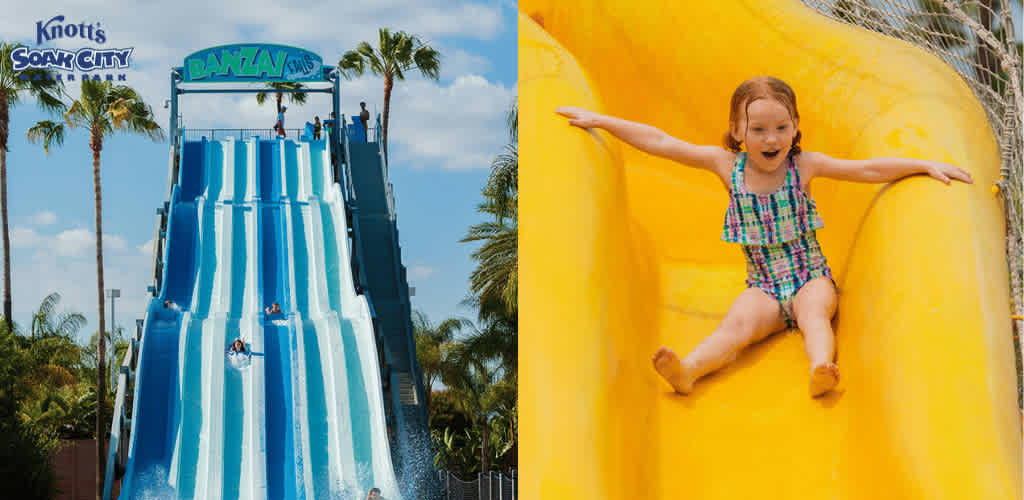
[1,2,513,173]
[29,211,57,226]
[438,47,493,79]
[8,228,156,339]
[11,226,41,248]
[408,265,438,280]
[388,75,515,170]
[174,72,513,171]
[13,246,153,341]
[139,237,155,256]
[54,229,93,256]
[106,234,127,251]
[52,228,126,257]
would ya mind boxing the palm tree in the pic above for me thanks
[443,339,514,473]
[462,102,518,317]
[455,101,519,472]
[8,293,86,443]
[0,42,64,333]
[256,82,307,131]
[338,28,441,162]
[29,292,86,340]
[27,78,162,499]
[413,310,470,421]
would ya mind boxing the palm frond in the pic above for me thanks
[105,87,165,142]
[413,44,441,81]
[63,100,87,128]
[26,120,65,155]
[53,312,86,339]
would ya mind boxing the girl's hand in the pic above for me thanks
[927,161,973,185]
[555,106,602,128]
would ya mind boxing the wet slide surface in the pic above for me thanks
[120,137,400,499]
[519,1,1021,499]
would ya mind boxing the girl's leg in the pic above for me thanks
[791,277,839,396]
[653,287,788,394]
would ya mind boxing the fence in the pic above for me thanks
[437,470,517,500]
[183,126,379,144]
[183,128,302,141]
[54,439,115,500]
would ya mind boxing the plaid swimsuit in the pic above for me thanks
[721,152,835,327]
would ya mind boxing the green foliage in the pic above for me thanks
[431,426,478,474]
[414,310,472,421]
[419,99,519,478]
[0,41,65,146]
[0,308,60,499]
[11,293,109,441]
[0,414,60,500]
[337,28,441,82]
[462,103,518,319]
[417,311,517,475]
[255,81,307,113]
[423,100,519,475]
[429,389,472,437]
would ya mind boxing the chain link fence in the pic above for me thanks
[437,470,517,500]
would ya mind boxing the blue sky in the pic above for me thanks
[1,1,517,344]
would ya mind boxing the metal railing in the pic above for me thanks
[375,114,396,220]
[183,128,302,141]
[102,319,144,500]
[438,470,517,500]
[340,115,357,203]
[344,125,378,144]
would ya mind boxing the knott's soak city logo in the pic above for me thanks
[9,15,133,82]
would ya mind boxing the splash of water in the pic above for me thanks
[395,425,444,500]
[130,465,178,500]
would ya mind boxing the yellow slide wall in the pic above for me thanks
[519,1,1021,499]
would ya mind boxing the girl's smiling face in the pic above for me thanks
[736,97,798,173]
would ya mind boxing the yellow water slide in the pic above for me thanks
[519,1,1021,498]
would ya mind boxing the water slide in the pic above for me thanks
[119,135,400,499]
[519,1,1021,499]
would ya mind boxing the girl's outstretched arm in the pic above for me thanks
[555,106,731,180]
[802,151,973,185]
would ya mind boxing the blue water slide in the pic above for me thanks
[116,133,402,500]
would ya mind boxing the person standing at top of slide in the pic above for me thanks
[359,102,370,136]
[276,105,288,138]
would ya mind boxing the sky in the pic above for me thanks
[1,1,517,345]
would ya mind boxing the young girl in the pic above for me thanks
[227,337,251,369]
[556,76,972,397]
[229,338,247,354]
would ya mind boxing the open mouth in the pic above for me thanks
[762,149,781,159]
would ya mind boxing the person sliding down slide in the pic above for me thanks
[556,75,972,397]
[226,337,251,369]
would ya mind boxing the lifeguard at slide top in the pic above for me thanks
[520,1,1020,500]
[108,44,425,500]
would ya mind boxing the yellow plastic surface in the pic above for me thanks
[518,1,1021,499]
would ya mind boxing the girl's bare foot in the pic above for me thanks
[652,347,696,394]
[809,362,839,397]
